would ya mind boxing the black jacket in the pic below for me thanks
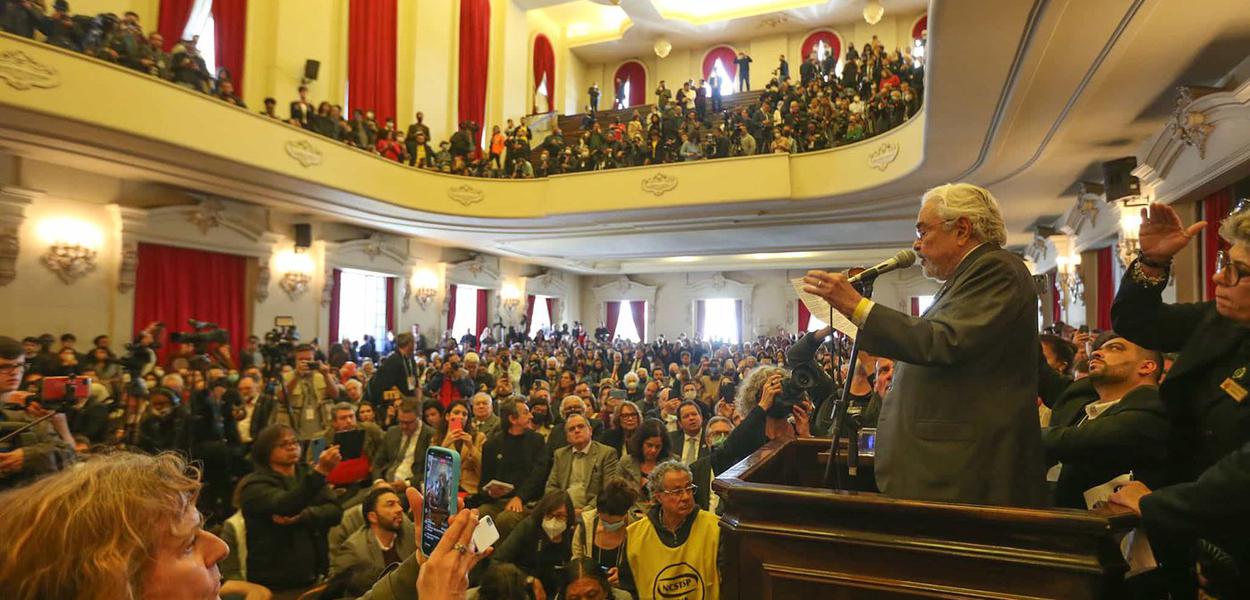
[238,465,342,590]
[476,428,550,505]
[366,350,417,406]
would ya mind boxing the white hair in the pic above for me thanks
[923,183,1007,247]
[1220,209,1250,246]
[344,379,363,392]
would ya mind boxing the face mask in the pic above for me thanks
[601,518,627,533]
[709,433,729,449]
[683,391,697,402]
[227,373,239,383]
[532,412,550,425]
[542,517,567,539]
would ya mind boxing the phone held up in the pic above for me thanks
[421,445,462,558]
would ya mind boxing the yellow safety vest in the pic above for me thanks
[625,509,720,600]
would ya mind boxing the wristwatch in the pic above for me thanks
[1137,250,1172,270]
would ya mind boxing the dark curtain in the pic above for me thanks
[329,268,343,344]
[701,46,738,82]
[212,0,248,90]
[157,0,196,51]
[475,289,489,343]
[800,31,841,64]
[385,276,396,335]
[912,15,929,40]
[525,294,536,330]
[546,297,556,327]
[134,243,248,367]
[694,300,706,340]
[734,299,743,343]
[532,34,555,113]
[630,301,646,342]
[605,301,621,340]
[1202,188,1232,301]
[348,0,398,123]
[615,61,646,108]
[797,299,811,332]
[446,284,457,332]
[1097,247,1114,330]
[458,0,490,147]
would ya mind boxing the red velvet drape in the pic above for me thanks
[630,300,646,342]
[1202,188,1233,301]
[475,289,489,340]
[212,0,247,90]
[446,284,458,332]
[525,294,536,328]
[459,0,490,147]
[694,300,706,339]
[157,0,196,51]
[546,297,556,327]
[605,301,621,340]
[348,0,398,123]
[1096,247,1114,330]
[800,31,841,64]
[615,61,646,108]
[734,300,743,343]
[702,47,738,82]
[912,15,929,41]
[797,300,811,332]
[328,268,343,344]
[385,276,396,335]
[532,34,555,113]
[134,243,247,367]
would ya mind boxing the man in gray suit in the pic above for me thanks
[546,413,620,513]
[330,487,417,597]
[371,402,433,493]
[804,182,1047,507]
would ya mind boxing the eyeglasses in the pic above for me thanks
[277,439,301,449]
[1214,251,1250,287]
[658,484,698,497]
[0,362,26,374]
[915,218,956,241]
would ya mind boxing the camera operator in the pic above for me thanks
[279,343,340,444]
[0,336,75,490]
[367,332,418,409]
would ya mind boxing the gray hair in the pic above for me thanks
[735,365,788,417]
[923,183,1007,247]
[471,392,493,407]
[344,379,363,392]
[333,402,355,416]
[1220,210,1250,246]
[647,460,693,499]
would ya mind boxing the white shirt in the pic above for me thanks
[237,395,259,444]
[680,434,701,464]
[393,422,424,482]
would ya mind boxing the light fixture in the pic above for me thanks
[654,37,672,58]
[38,218,102,284]
[501,282,523,314]
[275,249,314,300]
[863,0,884,25]
[411,268,439,310]
[1118,210,1143,268]
[1055,254,1084,306]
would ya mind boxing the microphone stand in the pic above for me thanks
[821,279,873,491]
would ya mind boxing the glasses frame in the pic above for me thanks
[914,218,957,241]
[1214,250,1249,287]
[658,483,699,497]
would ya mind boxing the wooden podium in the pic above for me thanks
[713,438,1139,599]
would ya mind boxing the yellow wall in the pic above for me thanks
[69,0,158,29]
[242,0,348,115]
[402,0,458,142]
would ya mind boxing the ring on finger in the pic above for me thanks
[453,542,468,554]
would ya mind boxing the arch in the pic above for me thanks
[800,29,842,65]
[911,15,928,41]
[532,34,555,113]
[613,60,647,108]
[701,45,738,83]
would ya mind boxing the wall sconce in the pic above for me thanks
[501,282,522,314]
[275,249,314,300]
[412,268,438,310]
[38,218,102,284]
[1118,210,1142,268]
[1056,254,1084,306]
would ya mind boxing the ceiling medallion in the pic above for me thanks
[868,143,899,171]
[641,173,678,197]
[1168,86,1216,160]
[285,140,323,167]
[448,184,484,207]
[758,15,789,29]
[0,50,59,90]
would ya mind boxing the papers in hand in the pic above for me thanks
[1084,473,1158,577]
[483,480,514,495]
[790,278,858,340]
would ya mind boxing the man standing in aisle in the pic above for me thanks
[803,183,1047,507]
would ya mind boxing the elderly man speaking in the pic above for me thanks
[803,183,1047,507]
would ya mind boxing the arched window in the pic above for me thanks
[800,30,841,72]
[614,61,646,108]
[182,0,218,75]
[701,46,738,96]
[533,34,555,114]
[911,15,928,41]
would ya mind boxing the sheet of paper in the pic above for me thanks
[1083,473,1158,577]
[1083,472,1133,509]
[790,278,857,340]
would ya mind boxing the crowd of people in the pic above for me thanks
[3,4,924,180]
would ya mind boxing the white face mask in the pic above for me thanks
[683,391,698,402]
[542,517,567,539]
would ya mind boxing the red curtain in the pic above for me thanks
[701,47,738,82]
[800,31,841,64]
[1096,247,1114,330]
[734,300,743,343]
[605,301,621,339]
[525,294,536,328]
[912,15,929,40]
[385,276,396,335]
[1202,188,1233,300]
[475,289,489,340]
[212,0,248,90]
[157,0,196,51]
[532,34,555,113]
[446,284,458,332]
[459,0,490,147]
[348,0,398,123]
[630,301,646,342]
[615,61,647,108]
[694,300,706,339]
[133,243,248,367]
[546,297,557,326]
[797,300,811,332]
[328,268,343,344]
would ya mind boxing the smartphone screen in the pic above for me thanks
[448,416,464,432]
[421,446,461,557]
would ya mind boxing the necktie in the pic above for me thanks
[684,437,697,463]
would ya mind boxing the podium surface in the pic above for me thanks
[713,438,1138,599]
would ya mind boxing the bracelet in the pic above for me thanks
[1130,260,1170,288]
[1137,251,1173,270]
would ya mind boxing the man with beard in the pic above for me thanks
[329,487,415,596]
[804,182,1047,507]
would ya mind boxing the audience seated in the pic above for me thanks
[492,490,576,596]
[546,413,620,514]
[329,486,417,598]
[373,400,434,494]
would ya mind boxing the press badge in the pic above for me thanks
[1220,377,1248,404]
[305,406,317,420]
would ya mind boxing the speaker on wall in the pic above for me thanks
[1102,156,1141,203]
[303,59,320,83]
[294,223,312,249]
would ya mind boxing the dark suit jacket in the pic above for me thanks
[372,424,434,485]
[366,350,417,406]
[861,244,1048,507]
[692,406,768,510]
[669,429,708,463]
[545,441,620,509]
[1042,380,1168,508]
[290,100,313,127]
[329,518,417,596]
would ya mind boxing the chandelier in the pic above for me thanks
[863,0,884,25]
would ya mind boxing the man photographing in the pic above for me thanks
[803,183,1047,507]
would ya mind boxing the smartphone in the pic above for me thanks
[471,514,500,553]
[421,446,462,558]
[333,429,366,460]
[306,437,327,465]
[448,415,464,433]
[609,389,627,400]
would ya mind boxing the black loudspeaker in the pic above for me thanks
[303,59,320,82]
[1102,156,1140,202]
[294,224,312,250]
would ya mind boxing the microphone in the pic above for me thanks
[847,249,917,284]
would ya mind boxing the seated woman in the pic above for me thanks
[597,400,642,457]
[440,399,487,496]
[493,490,576,597]
[616,418,673,510]
[561,557,633,600]
[573,477,639,590]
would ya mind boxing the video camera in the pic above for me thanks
[775,330,835,418]
[2,375,92,413]
[169,319,230,346]
[259,319,300,369]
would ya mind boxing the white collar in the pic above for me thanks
[1084,398,1122,421]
